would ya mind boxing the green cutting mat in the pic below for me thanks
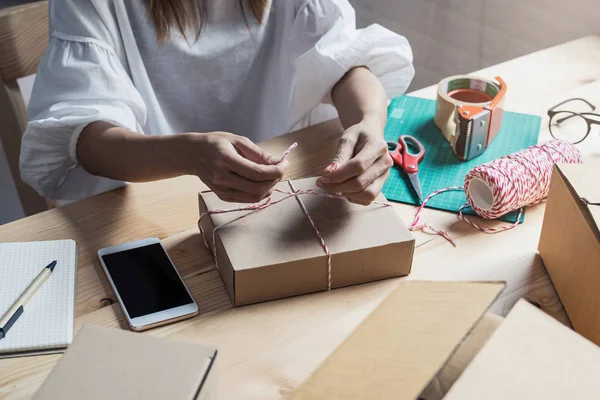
[382,95,541,223]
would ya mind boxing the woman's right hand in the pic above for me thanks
[77,123,284,203]
[182,131,288,203]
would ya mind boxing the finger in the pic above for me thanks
[345,171,389,206]
[215,187,274,204]
[221,147,288,182]
[232,136,275,165]
[317,153,392,194]
[212,170,278,197]
[324,132,358,175]
[322,135,387,184]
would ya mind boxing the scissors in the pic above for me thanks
[387,135,426,203]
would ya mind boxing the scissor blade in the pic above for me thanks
[408,172,424,204]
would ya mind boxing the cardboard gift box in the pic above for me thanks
[198,177,415,306]
[538,162,600,346]
[34,325,217,400]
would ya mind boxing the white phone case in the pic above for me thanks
[97,237,198,331]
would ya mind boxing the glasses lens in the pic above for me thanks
[549,111,589,143]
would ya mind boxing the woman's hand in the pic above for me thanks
[183,131,288,203]
[316,118,393,205]
[77,122,284,203]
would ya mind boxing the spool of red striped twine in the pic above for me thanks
[411,139,583,246]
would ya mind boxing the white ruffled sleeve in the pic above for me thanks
[20,2,146,201]
[288,0,415,128]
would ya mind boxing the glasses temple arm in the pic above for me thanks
[549,97,596,112]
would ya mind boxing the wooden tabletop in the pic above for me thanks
[2,34,600,399]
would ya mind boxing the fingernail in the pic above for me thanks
[324,163,337,174]
[316,180,324,188]
[319,177,331,184]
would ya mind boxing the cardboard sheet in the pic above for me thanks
[444,300,600,399]
[421,313,504,400]
[291,281,505,400]
[559,162,600,227]
[33,325,217,400]
[538,162,600,345]
[199,177,415,306]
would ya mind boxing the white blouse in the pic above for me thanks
[20,0,414,201]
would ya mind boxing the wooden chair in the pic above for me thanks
[0,1,50,216]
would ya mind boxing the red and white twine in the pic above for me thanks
[411,139,582,246]
[199,138,583,273]
[198,142,391,290]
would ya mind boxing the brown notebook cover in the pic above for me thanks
[34,325,217,400]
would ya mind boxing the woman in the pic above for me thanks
[21,0,414,205]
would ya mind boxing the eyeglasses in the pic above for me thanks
[548,98,600,144]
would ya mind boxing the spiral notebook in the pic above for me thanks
[0,240,78,358]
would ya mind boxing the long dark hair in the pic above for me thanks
[147,0,269,42]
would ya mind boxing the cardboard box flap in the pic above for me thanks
[200,177,413,271]
[558,163,600,231]
[291,281,505,400]
[443,299,600,399]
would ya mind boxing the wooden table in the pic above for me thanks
[2,34,600,399]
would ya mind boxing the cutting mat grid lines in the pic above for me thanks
[382,96,541,223]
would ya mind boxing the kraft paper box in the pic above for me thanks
[290,281,506,400]
[198,177,415,306]
[538,162,600,346]
[34,325,217,400]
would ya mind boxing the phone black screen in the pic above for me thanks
[101,243,193,318]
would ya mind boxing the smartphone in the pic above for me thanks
[97,237,198,331]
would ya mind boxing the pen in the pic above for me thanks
[0,260,57,340]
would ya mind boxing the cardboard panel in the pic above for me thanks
[235,257,328,306]
[421,313,504,400]
[329,243,413,289]
[199,193,236,303]
[291,281,505,400]
[538,164,600,345]
[444,300,600,399]
[234,243,413,306]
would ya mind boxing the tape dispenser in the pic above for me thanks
[434,75,507,161]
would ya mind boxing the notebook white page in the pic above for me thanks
[0,240,78,358]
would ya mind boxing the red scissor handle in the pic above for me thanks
[397,135,425,174]
[387,141,404,167]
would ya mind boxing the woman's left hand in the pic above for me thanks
[316,118,393,205]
